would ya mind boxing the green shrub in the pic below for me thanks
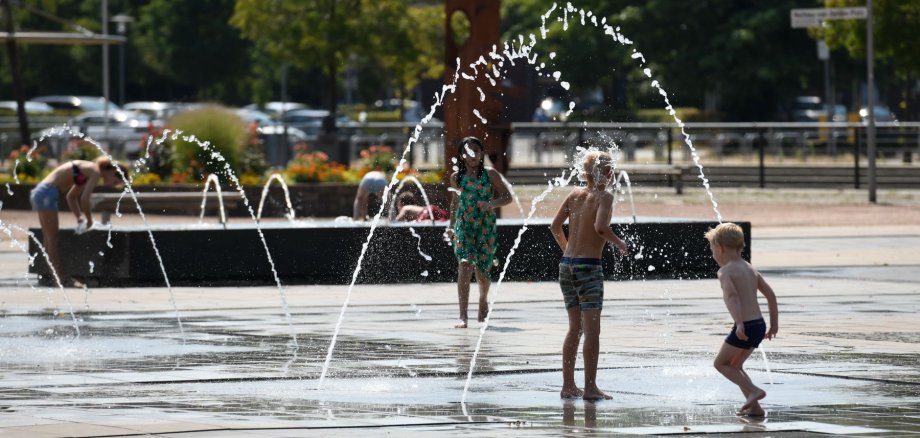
[138,139,175,180]
[7,144,48,182]
[166,105,247,183]
[65,140,102,161]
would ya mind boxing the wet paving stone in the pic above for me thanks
[2,255,920,435]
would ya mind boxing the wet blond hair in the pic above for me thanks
[583,150,613,183]
[95,156,127,176]
[704,222,745,250]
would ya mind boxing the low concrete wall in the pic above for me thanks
[28,219,750,286]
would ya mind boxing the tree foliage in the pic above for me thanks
[501,0,824,121]
[822,0,920,80]
[231,0,442,115]
[133,0,251,102]
[821,0,920,118]
[1,1,916,122]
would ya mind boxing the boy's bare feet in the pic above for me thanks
[454,320,468,328]
[560,387,584,399]
[740,387,766,412]
[737,405,766,417]
[582,388,613,401]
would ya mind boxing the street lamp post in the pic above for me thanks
[111,14,133,106]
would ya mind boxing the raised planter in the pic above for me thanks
[0,181,449,219]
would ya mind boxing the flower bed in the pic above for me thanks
[2,142,447,218]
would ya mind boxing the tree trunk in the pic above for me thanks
[324,0,338,133]
[325,56,338,133]
[1,0,31,147]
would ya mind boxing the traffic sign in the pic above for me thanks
[790,7,867,28]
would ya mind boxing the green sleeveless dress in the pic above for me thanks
[453,170,498,273]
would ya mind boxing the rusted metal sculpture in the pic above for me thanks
[444,0,511,175]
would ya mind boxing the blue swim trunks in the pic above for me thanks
[30,182,60,211]
[559,257,604,311]
[725,317,767,349]
[359,173,387,193]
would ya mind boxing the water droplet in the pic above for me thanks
[648,265,656,271]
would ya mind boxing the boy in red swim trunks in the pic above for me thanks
[706,223,779,417]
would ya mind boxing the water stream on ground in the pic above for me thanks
[256,173,296,223]
[387,175,435,224]
[200,174,228,226]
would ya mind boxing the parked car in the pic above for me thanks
[235,108,276,126]
[0,100,54,114]
[123,101,177,121]
[32,95,120,112]
[244,101,306,117]
[859,105,897,123]
[372,98,429,122]
[792,96,847,122]
[34,110,151,158]
[279,109,330,136]
[258,125,308,144]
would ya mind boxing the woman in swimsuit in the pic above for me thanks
[353,170,388,221]
[29,156,126,287]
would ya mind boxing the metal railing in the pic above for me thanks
[508,121,920,166]
[3,118,918,170]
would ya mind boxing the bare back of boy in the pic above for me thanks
[719,260,764,322]
[553,186,622,401]
[717,259,770,415]
[562,188,613,258]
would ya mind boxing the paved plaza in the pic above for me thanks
[1,208,919,436]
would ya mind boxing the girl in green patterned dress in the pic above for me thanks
[447,137,512,328]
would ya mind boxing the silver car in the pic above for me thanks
[0,100,55,114]
[35,110,152,159]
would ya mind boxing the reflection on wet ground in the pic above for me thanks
[0,240,918,436]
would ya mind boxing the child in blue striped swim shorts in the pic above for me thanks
[550,150,628,401]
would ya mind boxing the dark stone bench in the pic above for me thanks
[91,192,243,224]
